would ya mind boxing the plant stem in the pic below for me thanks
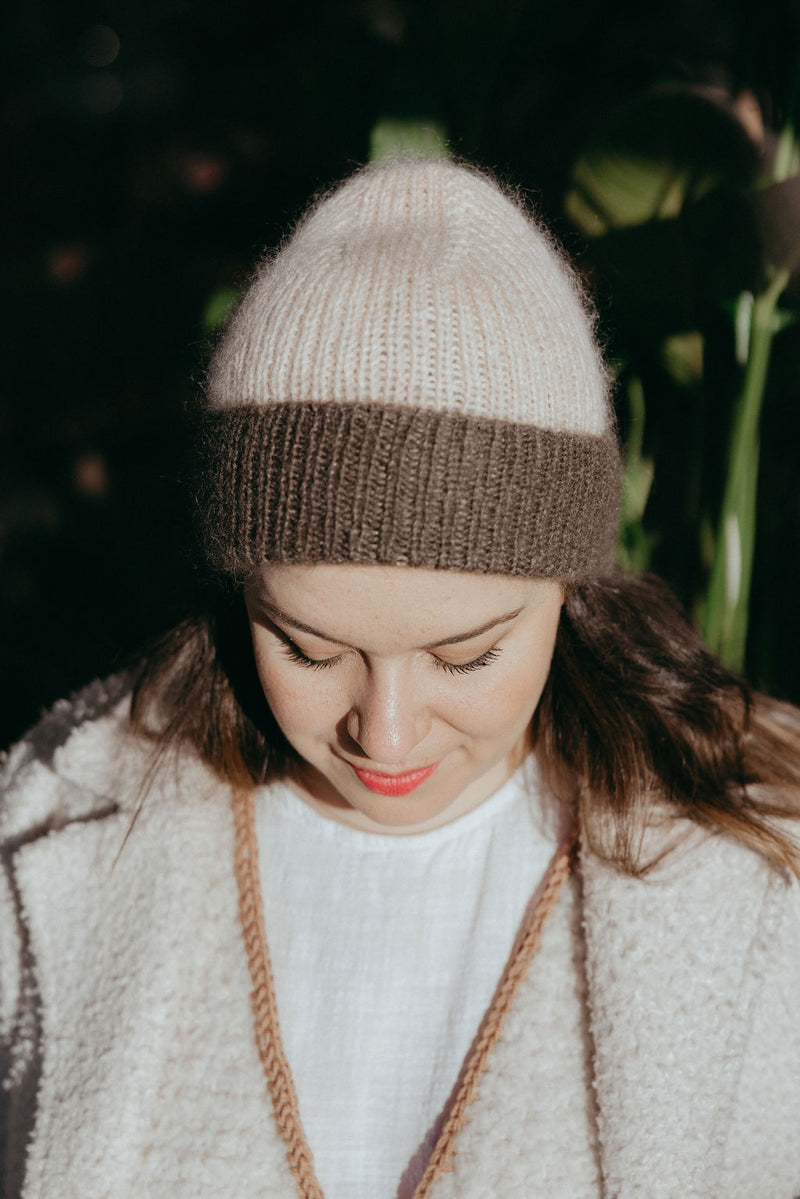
[703,268,789,669]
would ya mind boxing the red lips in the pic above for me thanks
[350,762,440,796]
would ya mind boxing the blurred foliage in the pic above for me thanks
[701,261,792,668]
[3,0,800,746]
[369,116,449,160]
[563,73,800,671]
[615,375,657,574]
[202,286,241,335]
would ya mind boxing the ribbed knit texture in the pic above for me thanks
[200,157,622,579]
[199,404,620,578]
[209,160,608,432]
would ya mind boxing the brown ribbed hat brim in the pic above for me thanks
[199,402,621,580]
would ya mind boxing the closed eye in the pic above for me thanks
[434,647,502,675]
[278,639,503,675]
[280,641,343,670]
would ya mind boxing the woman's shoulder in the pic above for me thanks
[0,675,148,844]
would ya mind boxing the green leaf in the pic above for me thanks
[202,286,240,335]
[368,118,449,162]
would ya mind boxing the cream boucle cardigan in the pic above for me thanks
[1,678,799,1199]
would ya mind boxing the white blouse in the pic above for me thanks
[254,755,564,1199]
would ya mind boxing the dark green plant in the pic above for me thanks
[564,80,800,674]
[702,114,798,668]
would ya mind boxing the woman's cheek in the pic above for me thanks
[458,654,553,739]
[260,668,306,731]
[250,638,302,729]
[440,675,522,739]
[258,662,343,744]
[262,681,302,738]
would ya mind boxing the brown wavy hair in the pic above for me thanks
[131,570,800,878]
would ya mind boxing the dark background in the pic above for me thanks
[3,0,800,749]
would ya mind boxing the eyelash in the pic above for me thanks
[279,642,503,675]
[436,648,502,675]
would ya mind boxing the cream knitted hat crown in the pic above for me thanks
[200,156,621,579]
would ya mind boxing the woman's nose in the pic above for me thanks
[346,665,431,765]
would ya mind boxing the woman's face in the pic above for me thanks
[244,563,563,834]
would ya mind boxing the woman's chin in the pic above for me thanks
[289,752,514,835]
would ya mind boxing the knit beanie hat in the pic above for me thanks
[200,157,621,580]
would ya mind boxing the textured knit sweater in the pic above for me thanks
[1,678,800,1198]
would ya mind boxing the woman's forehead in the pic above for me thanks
[246,562,561,646]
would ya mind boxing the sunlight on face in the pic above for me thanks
[244,563,563,834]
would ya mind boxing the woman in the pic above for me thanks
[2,156,799,1199]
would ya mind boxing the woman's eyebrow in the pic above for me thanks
[425,608,524,647]
[251,598,524,649]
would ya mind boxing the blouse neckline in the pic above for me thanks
[256,753,556,853]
